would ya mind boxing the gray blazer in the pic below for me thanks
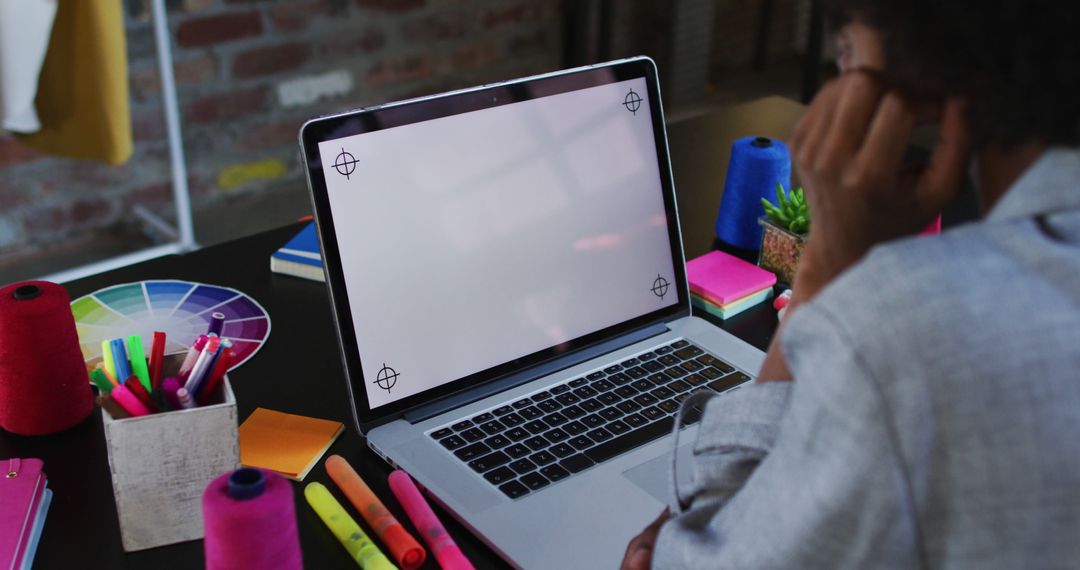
[654,149,1080,569]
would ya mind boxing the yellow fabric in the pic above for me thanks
[18,0,132,165]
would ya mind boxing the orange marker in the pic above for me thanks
[96,363,118,387]
[326,455,426,569]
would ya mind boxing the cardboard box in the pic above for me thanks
[102,377,239,552]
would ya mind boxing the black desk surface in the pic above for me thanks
[0,96,804,569]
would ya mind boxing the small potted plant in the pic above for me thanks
[758,183,808,285]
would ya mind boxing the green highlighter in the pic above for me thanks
[125,335,152,392]
[305,482,397,570]
[90,368,113,394]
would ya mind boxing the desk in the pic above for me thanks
[0,96,803,569]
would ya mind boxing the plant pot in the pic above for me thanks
[758,216,806,285]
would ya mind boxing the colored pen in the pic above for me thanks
[304,482,397,570]
[178,334,209,379]
[387,471,474,570]
[207,311,226,337]
[124,376,160,413]
[196,345,233,405]
[111,339,133,384]
[163,377,182,410]
[188,338,225,397]
[177,387,195,409]
[101,339,118,380]
[327,455,425,570]
[126,335,152,392]
[96,363,118,387]
[184,336,221,391]
[90,368,114,394]
[109,384,151,417]
[148,331,166,389]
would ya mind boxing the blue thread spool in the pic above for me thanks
[715,136,792,250]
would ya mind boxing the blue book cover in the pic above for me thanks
[270,222,324,281]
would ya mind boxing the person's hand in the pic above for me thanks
[621,507,670,570]
[787,71,970,300]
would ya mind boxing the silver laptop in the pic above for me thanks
[300,56,765,569]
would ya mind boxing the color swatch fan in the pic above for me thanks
[70,280,271,374]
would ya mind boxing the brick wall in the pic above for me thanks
[0,0,562,256]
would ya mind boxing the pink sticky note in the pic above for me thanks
[687,250,776,305]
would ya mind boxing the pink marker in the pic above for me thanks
[388,470,474,570]
[110,384,151,417]
[178,334,209,380]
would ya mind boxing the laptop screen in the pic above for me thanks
[303,60,687,422]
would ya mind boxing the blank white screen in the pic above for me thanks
[320,77,677,408]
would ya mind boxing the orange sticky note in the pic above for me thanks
[238,407,345,481]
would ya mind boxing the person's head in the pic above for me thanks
[826,0,1080,150]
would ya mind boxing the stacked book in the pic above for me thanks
[687,250,776,319]
[1,458,51,570]
[270,222,324,282]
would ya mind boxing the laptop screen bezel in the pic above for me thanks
[300,57,689,432]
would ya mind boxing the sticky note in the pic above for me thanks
[238,408,344,481]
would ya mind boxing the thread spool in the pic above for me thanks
[715,136,792,250]
[203,468,303,570]
[0,281,93,435]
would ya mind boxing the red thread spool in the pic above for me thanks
[0,281,93,435]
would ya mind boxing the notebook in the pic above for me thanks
[238,408,344,481]
[270,222,324,282]
[686,250,776,305]
[300,57,766,569]
[1,458,50,570]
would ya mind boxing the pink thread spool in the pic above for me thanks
[203,468,303,570]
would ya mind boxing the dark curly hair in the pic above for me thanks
[827,0,1080,149]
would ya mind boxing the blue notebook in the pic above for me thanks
[270,222,324,282]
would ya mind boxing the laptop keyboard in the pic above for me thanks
[427,339,752,499]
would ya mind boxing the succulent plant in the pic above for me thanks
[761,183,809,235]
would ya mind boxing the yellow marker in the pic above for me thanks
[101,339,117,380]
[216,158,286,190]
[305,482,397,570]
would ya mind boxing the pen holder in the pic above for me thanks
[102,375,240,551]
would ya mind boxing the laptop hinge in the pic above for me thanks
[403,322,671,424]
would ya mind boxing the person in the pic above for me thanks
[622,0,1080,567]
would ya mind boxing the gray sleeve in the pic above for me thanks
[652,304,920,569]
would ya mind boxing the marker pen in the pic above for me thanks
[124,376,159,413]
[110,339,133,383]
[207,312,226,337]
[305,483,396,570]
[101,339,118,380]
[126,334,152,392]
[163,377,182,410]
[110,384,151,417]
[148,331,166,389]
[177,387,195,410]
[388,471,474,570]
[178,334,209,379]
[327,455,425,569]
[196,346,233,405]
[90,368,113,395]
[184,336,220,391]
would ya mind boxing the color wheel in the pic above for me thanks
[70,280,271,373]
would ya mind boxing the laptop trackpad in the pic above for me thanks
[622,443,694,506]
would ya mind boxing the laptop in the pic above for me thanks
[300,56,765,568]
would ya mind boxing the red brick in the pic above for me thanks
[132,109,167,141]
[355,0,423,12]
[366,54,432,86]
[507,30,551,57]
[129,182,173,207]
[482,2,546,29]
[270,0,339,31]
[235,119,304,152]
[449,41,497,71]
[23,199,115,235]
[402,12,467,43]
[130,54,218,101]
[319,28,386,58]
[231,43,312,79]
[176,11,262,48]
[185,86,268,123]
[0,137,44,167]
